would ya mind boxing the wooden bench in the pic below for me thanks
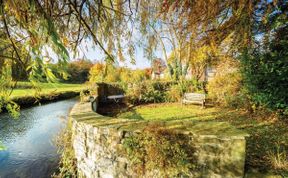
[182,93,206,107]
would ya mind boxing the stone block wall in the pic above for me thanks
[70,102,248,178]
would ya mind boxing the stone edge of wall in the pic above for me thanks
[70,101,249,178]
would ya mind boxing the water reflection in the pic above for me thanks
[0,98,78,178]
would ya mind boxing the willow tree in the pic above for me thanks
[0,0,142,115]
[136,0,256,82]
[0,0,281,115]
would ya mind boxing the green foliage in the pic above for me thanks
[123,124,195,177]
[51,59,93,83]
[168,59,189,81]
[165,80,204,102]
[0,67,20,117]
[126,81,173,104]
[165,84,183,102]
[0,141,6,151]
[240,26,288,113]
[5,101,20,118]
[125,80,205,104]
[141,85,166,103]
[89,63,149,84]
[53,118,77,177]
[267,144,288,171]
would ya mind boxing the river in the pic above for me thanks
[0,98,78,178]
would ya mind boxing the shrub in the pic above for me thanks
[50,59,93,83]
[126,80,205,103]
[66,60,93,83]
[207,59,248,108]
[123,124,195,177]
[125,83,145,104]
[165,84,183,102]
[165,80,200,102]
[141,85,166,103]
[125,81,176,104]
[126,82,167,104]
[53,118,77,177]
[267,144,288,171]
[241,39,288,113]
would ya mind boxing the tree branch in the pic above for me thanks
[0,1,26,70]
[68,0,114,61]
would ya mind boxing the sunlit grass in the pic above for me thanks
[10,82,85,98]
[118,103,218,121]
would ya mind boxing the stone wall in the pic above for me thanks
[70,102,249,178]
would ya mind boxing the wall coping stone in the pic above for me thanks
[70,102,249,139]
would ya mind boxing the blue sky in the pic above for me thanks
[68,39,165,69]
[48,39,157,69]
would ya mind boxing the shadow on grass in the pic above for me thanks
[214,110,288,175]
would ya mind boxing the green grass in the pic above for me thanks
[117,103,288,175]
[10,82,85,98]
[118,103,219,121]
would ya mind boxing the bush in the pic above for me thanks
[165,80,203,102]
[123,124,196,177]
[126,80,205,104]
[240,26,288,113]
[125,81,177,104]
[89,63,150,84]
[53,118,77,177]
[126,82,167,104]
[66,60,93,83]
[207,59,248,108]
[141,85,166,103]
[125,83,145,104]
[165,84,183,102]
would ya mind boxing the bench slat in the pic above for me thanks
[182,93,206,107]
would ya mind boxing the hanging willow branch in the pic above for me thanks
[0,1,25,70]
[68,0,115,61]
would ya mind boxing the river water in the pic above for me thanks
[0,98,78,178]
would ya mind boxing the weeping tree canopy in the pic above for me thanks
[0,0,285,115]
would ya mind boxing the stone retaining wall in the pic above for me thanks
[70,102,249,178]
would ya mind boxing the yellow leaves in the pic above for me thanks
[4,0,29,22]
[62,37,69,47]
[189,45,210,63]
[207,57,242,106]
[89,62,106,83]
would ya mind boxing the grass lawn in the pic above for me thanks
[10,82,85,98]
[117,103,288,175]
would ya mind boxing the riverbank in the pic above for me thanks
[7,83,86,109]
[10,82,84,97]
[12,91,81,108]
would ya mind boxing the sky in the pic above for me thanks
[48,19,174,69]
[63,39,165,70]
